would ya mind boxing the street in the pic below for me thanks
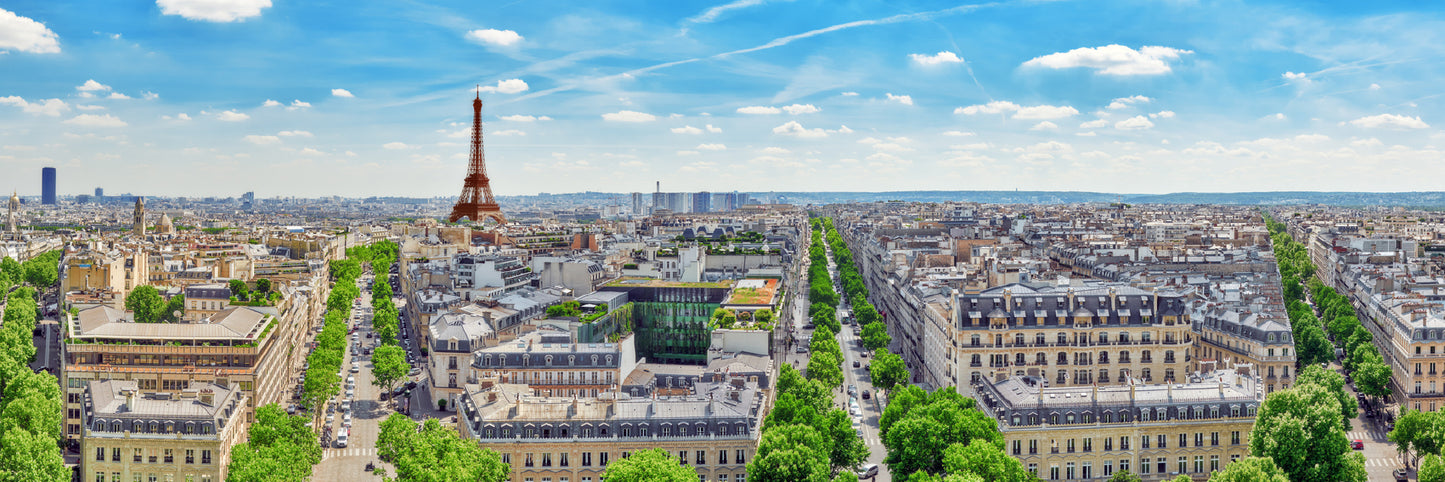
[312,273,394,481]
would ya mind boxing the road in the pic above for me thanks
[312,273,394,481]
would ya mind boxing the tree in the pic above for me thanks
[712,308,738,330]
[601,448,696,482]
[1294,323,1333,368]
[806,351,843,388]
[755,308,775,326]
[377,412,416,462]
[125,285,167,323]
[870,349,910,392]
[226,404,322,482]
[0,370,63,442]
[1107,470,1142,482]
[1390,409,1445,466]
[749,425,832,482]
[0,428,70,482]
[255,278,272,294]
[941,439,1032,482]
[819,408,870,470]
[377,417,508,481]
[1249,384,1366,482]
[1207,456,1291,482]
[882,388,1001,478]
[228,279,250,301]
[161,294,186,322]
[1354,356,1393,404]
[862,321,891,351]
[1296,364,1356,430]
[371,345,408,397]
[1423,454,1445,482]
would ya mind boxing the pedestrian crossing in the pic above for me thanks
[323,448,376,459]
[1347,430,1387,440]
[863,436,883,447]
[1365,457,1399,468]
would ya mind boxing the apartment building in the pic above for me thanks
[955,283,1193,389]
[976,372,1262,481]
[81,381,247,482]
[1189,279,1297,394]
[457,377,763,482]
[469,331,636,398]
[63,306,290,440]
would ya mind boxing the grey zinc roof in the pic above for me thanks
[89,380,235,418]
[76,306,272,341]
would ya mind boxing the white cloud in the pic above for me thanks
[942,130,975,137]
[75,104,105,111]
[298,147,323,156]
[1076,131,1097,137]
[909,51,965,66]
[872,142,913,152]
[1029,121,1058,131]
[1149,110,1175,119]
[840,92,859,97]
[737,105,781,115]
[493,129,525,136]
[1351,138,1383,147]
[63,114,127,127]
[262,99,281,107]
[602,110,657,122]
[1350,114,1429,129]
[759,147,790,155]
[857,137,880,144]
[1370,83,1381,90]
[277,130,312,137]
[77,79,111,92]
[216,110,249,122]
[498,114,551,122]
[671,125,704,134]
[697,143,727,151]
[676,150,700,156]
[685,0,766,24]
[1282,71,1307,80]
[382,142,410,150]
[706,124,722,133]
[0,96,70,116]
[331,88,354,98]
[107,92,131,100]
[772,121,828,138]
[156,0,272,22]
[177,113,191,121]
[1023,44,1192,75]
[956,101,1076,119]
[142,91,159,100]
[885,93,913,106]
[1272,113,1287,120]
[1106,95,1151,110]
[834,125,853,134]
[1080,119,1109,129]
[287,99,311,110]
[478,79,529,94]
[243,135,280,145]
[466,28,523,47]
[782,104,820,115]
[0,8,61,53]
[1115,115,1155,130]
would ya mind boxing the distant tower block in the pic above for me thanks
[448,91,506,225]
[6,191,18,233]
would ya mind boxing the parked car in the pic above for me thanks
[1396,469,1410,482]
[405,381,418,390]
[847,385,858,396]
[408,367,422,377]
[350,362,360,373]
[795,346,808,353]
[336,428,349,448]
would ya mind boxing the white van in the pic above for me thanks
[336,428,349,448]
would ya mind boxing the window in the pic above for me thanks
[600,452,609,466]
[1141,436,1149,449]
[164,449,173,463]
[1179,433,1187,447]
[1211,455,1220,472]
[1013,440,1022,455]
[525,453,534,467]
[1050,466,1060,480]
[1178,457,1187,474]
[112,447,121,462]
[1232,431,1241,445]
[1195,432,1204,447]
[1120,459,1130,474]
[186,449,195,464]
[96,473,105,482]
[1195,456,1205,473]
[696,451,706,465]
[134,449,143,463]
[96,447,105,462]
[678,451,687,465]
[719,450,728,465]
[736,450,746,464]
[582,452,592,466]
[1211,432,1219,446]
[1120,436,1130,450]
[202,450,212,464]
[560,453,569,467]
[1140,459,1150,475]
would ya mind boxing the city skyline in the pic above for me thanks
[3,0,1444,198]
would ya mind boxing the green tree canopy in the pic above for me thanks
[1423,454,1445,482]
[1295,364,1356,430]
[870,349,910,392]
[124,285,167,323]
[382,418,509,482]
[806,351,843,388]
[371,345,408,395]
[861,321,891,351]
[1249,384,1366,482]
[941,438,1033,482]
[602,448,697,482]
[225,404,322,482]
[1207,456,1290,482]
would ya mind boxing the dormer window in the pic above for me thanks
[449,339,458,351]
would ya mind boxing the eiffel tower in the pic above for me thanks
[449,90,507,224]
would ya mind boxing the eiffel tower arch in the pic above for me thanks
[449,92,507,225]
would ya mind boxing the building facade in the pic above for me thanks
[81,381,247,482]
[976,373,1262,481]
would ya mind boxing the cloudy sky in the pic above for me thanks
[1,0,1442,198]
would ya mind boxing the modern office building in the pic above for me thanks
[81,380,247,482]
[42,166,57,204]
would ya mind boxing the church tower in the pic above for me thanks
[6,191,18,233]
[133,197,146,237]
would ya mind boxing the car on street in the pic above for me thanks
[336,428,349,448]
[862,390,871,400]
[408,367,422,377]
[350,362,360,373]
[853,360,861,368]
[1351,439,1364,450]
[795,346,808,353]
[1396,469,1410,482]
[847,385,857,396]
[343,411,352,427]
[856,463,879,479]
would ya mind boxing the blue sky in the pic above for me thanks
[1,0,1443,198]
